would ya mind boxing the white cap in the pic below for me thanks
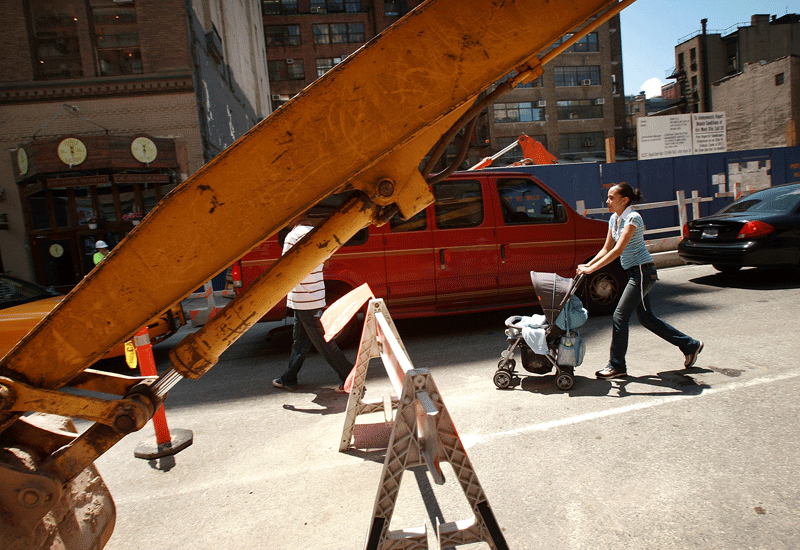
[95,240,108,249]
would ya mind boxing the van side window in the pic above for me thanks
[390,208,427,232]
[433,179,484,229]
[497,178,564,224]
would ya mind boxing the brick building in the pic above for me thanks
[713,55,800,151]
[0,0,270,287]
[262,1,626,164]
[668,13,800,114]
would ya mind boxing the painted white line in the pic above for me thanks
[461,370,800,449]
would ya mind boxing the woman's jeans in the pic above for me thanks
[609,263,699,371]
[280,308,352,384]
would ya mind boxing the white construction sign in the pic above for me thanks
[692,112,727,154]
[637,112,727,160]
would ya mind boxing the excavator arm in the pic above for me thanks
[0,0,636,545]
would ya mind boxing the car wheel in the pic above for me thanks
[582,262,624,315]
[712,264,742,274]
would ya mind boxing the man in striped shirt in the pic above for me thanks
[272,217,353,392]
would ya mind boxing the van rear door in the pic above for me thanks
[431,176,499,311]
[491,175,577,303]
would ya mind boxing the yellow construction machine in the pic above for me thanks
[0,0,636,547]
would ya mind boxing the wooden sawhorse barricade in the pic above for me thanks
[337,298,508,550]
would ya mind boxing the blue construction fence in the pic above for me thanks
[489,145,800,234]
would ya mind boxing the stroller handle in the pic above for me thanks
[558,272,585,310]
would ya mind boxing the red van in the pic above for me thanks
[232,170,623,342]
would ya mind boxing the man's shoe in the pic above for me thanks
[596,366,627,379]
[334,383,348,394]
[684,341,704,368]
[272,378,297,391]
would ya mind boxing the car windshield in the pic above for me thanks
[0,275,60,310]
[719,185,800,215]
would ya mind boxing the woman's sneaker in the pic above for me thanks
[596,366,627,379]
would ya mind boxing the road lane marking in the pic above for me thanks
[461,370,800,449]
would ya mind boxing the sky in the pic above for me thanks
[619,0,796,97]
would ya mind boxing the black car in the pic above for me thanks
[678,183,800,273]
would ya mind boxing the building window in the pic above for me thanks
[268,59,305,81]
[556,99,603,120]
[312,23,364,44]
[559,132,605,154]
[262,0,298,15]
[552,32,599,53]
[316,57,342,77]
[265,25,301,46]
[30,0,84,80]
[678,52,684,71]
[776,73,784,85]
[494,102,545,124]
[310,0,360,12]
[91,2,142,76]
[554,66,600,87]
[384,1,401,16]
[691,75,698,90]
[497,70,541,88]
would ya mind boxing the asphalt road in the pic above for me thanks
[94,263,800,549]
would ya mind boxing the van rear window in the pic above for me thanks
[433,179,484,229]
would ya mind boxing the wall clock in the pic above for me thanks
[57,137,87,167]
[131,136,158,164]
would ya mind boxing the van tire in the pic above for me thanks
[581,261,624,315]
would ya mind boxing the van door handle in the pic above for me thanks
[500,244,507,259]
[439,249,450,266]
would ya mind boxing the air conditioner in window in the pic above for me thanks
[537,100,546,107]
[581,79,592,86]
[271,94,281,101]
[310,6,326,13]
[286,58,294,64]
[583,138,596,147]
[595,97,605,105]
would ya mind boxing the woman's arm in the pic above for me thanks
[577,223,635,275]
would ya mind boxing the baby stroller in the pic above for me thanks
[493,271,587,391]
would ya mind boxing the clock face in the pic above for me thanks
[131,136,158,164]
[17,147,28,175]
[57,138,87,166]
[49,244,64,258]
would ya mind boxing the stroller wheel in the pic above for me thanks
[493,369,513,389]
[498,359,516,371]
[555,370,574,391]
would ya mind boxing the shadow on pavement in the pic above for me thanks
[689,266,800,290]
[513,366,713,398]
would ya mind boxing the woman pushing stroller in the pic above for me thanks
[576,183,703,379]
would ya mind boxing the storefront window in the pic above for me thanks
[52,188,71,227]
[118,183,137,218]
[97,184,117,222]
[74,186,94,225]
[29,191,51,230]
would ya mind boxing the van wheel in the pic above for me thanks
[582,263,624,315]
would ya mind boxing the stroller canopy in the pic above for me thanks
[530,271,579,325]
